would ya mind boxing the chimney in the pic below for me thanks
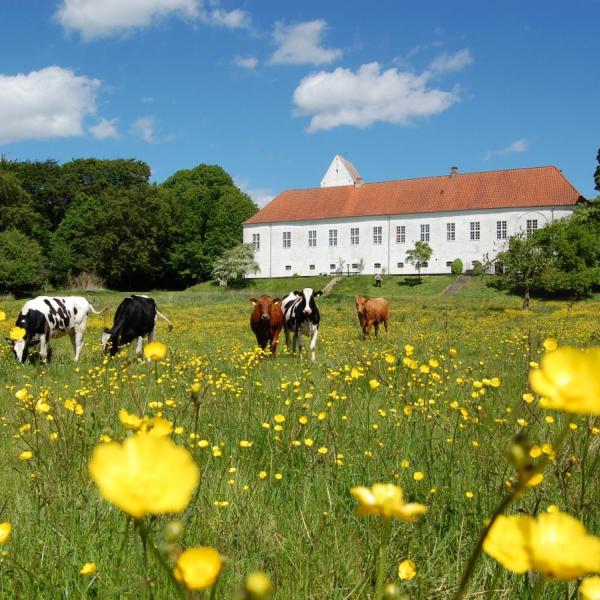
[450,166,459,179]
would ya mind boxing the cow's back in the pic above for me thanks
[366,298,389,320]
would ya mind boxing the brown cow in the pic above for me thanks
[250,295,284,356]
[355,295,390,339]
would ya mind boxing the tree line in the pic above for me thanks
[0,158,257,292]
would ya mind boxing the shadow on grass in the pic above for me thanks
[397,277,423,287]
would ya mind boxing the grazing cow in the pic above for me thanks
[249,295,284,357]
[9,296,104,363]
[282,288,322,361]
[355,295,389,339]
[102,295,172,357]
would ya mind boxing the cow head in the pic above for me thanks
[355,295,367,315]
[8,338,28,363]
[101,328,111,350]
[101,328,121,356]
[296,288,322,315]
[250,296,281,321]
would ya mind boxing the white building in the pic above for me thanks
[242,156,580,277]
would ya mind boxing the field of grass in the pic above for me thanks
[0,275,599,598]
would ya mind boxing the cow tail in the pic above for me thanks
[88,304,110,315]
[156,310,173,331]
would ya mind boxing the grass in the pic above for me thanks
[0,278,599,598]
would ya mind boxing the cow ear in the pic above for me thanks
[249,298,257,305]
[293,290,302,296]
[272,298,281,304]
[314,291,323,297]
[103,327,110,333]
[5,337,14,344]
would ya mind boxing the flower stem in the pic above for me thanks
[531,575,547,600]
[374,519,392,600]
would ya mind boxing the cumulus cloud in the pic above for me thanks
[484,138,528,161]
[235,177,274,207]
[131,116,156,142]
[233,56,258,69]
[89,117,119,139]
[0,66,99,144]
[293,62,462,133]
[56,0,249,40]
[427,48,473,75]
[270,20,342,65]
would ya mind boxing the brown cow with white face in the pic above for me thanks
[250,295,284,356]
[355,295,390,339]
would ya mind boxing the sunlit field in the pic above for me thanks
[1,275,599,599]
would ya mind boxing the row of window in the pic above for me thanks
[283,259,490,272]
[251,220,539,251]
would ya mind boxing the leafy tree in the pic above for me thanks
[0,171,45,241]
[405,241,433,282]
[211,244,259,286]
[0,229,45,293]
[451,258,463,275]
[595,148,600,193]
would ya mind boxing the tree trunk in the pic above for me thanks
[522,287,530,310]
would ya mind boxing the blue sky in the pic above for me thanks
[1,0,598,204]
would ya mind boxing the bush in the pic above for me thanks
[0,229,46,293]
[451,258,463,275]
[471,260,485,276]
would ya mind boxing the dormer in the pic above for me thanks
[320,155,364,188]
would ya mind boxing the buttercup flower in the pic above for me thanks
[143,341,167,361]
[580,577,600,600]
[398,559,416,580]
[174,547,222,590]
[9,326,26,340]
[0,310,5,321]
[88,433,199,518]
[0,522,11,544]
[529,347,600,414]
[80,562,97,576]
[350,484,427,521]
[484,511,600,580]
[245,571,273,598]
[118,408,143,430]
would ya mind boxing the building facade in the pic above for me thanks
[243,157,580,278]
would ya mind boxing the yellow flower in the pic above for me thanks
[274,414,285,423]
[80,562,97,576]
[0,310,5,321]
[304,438,314,447]
[385,354,396,364]
[258,471,267,479]
[88,433,199,518]
[9,326,26,340]
[143,341,167,361]
[581,577,600,600]
[350,483,428,521]
[0,523,11,544]
[245,571,273,598]
[398,559,416,581]
[141,417,173,437]
[15,388,28,401]
[118,408,143,430]
[484,512,600,580]
[369,379,380,390]
[19,451,33,460]
[317,447,328,455]
[529,347,600,414]
[543,338,558,351]
[413,471,425,481]
[240,440,253,448]
[174,547,222,590]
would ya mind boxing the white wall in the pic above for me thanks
[243,206,575,278]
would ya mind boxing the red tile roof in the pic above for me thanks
[244,166,581,225]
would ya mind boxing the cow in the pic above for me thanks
[282,288,322,361]
[355,295,389,339]
[101,295,172,357]
[9,296,104,363]
[249,295,284,357]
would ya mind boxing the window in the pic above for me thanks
[396,225,405,243]
[446,261,453,267]
[494,262,503,275]
[397,262,404,268]
[350,227,360,245]
[308,230,317,247]
[470,221,480,241]
[309,264,315,271]
[252,233,260,251]
[497,220,507,240]
[374,262,382,269]
[373,226,383,245]
[420,223,430,242]
[329,263,336,271]
[447,222,455,241]
[329,229,337,246]
[282,231,291,248]
[351,263,358,269]
[526,219,538,238]
[420,262,429,268]
[285,265,291,271]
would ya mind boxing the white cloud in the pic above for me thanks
[235,177,274,207]
[428,48,473,75]
[270,20,342,66]
[233,56,258,70]
[484,138,528,161]
[89,117,119,139]
[293,62,462,133]
[0,66,99,144]
[131,116,156,142]
[56,0,249,40]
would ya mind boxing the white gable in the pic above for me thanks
[320,155,363,188]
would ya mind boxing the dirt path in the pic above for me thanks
[322,276,343,296]
[442,274,471,295]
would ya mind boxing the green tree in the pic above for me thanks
[405,241,433,282]
[211,243,259,286]
[0,229,46,293]
[0,171,45,241]
[595,148,600,193]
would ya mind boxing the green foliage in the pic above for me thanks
[0,171,46,241]
[451,258,464,275]
[471,260,485,276]
[0,229,45,293]
[595,148,600,192]
[211,243,259,286]
[406,241,433,282]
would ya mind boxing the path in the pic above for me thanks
[322,276,343,296]
[442,274,471,295]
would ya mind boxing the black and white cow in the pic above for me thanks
[10,296,103,363]
[282,288,322,361]
[101,295,172,357]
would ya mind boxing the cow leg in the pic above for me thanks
[309,326,319,362]
[384,317,389,332]
[73,326,85,361]
[271,329,281,358]
[148,327,155,342]
[374,322,379,337]
[135,336,144,358]
[39,335,48,363]
[284,327,291,351]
